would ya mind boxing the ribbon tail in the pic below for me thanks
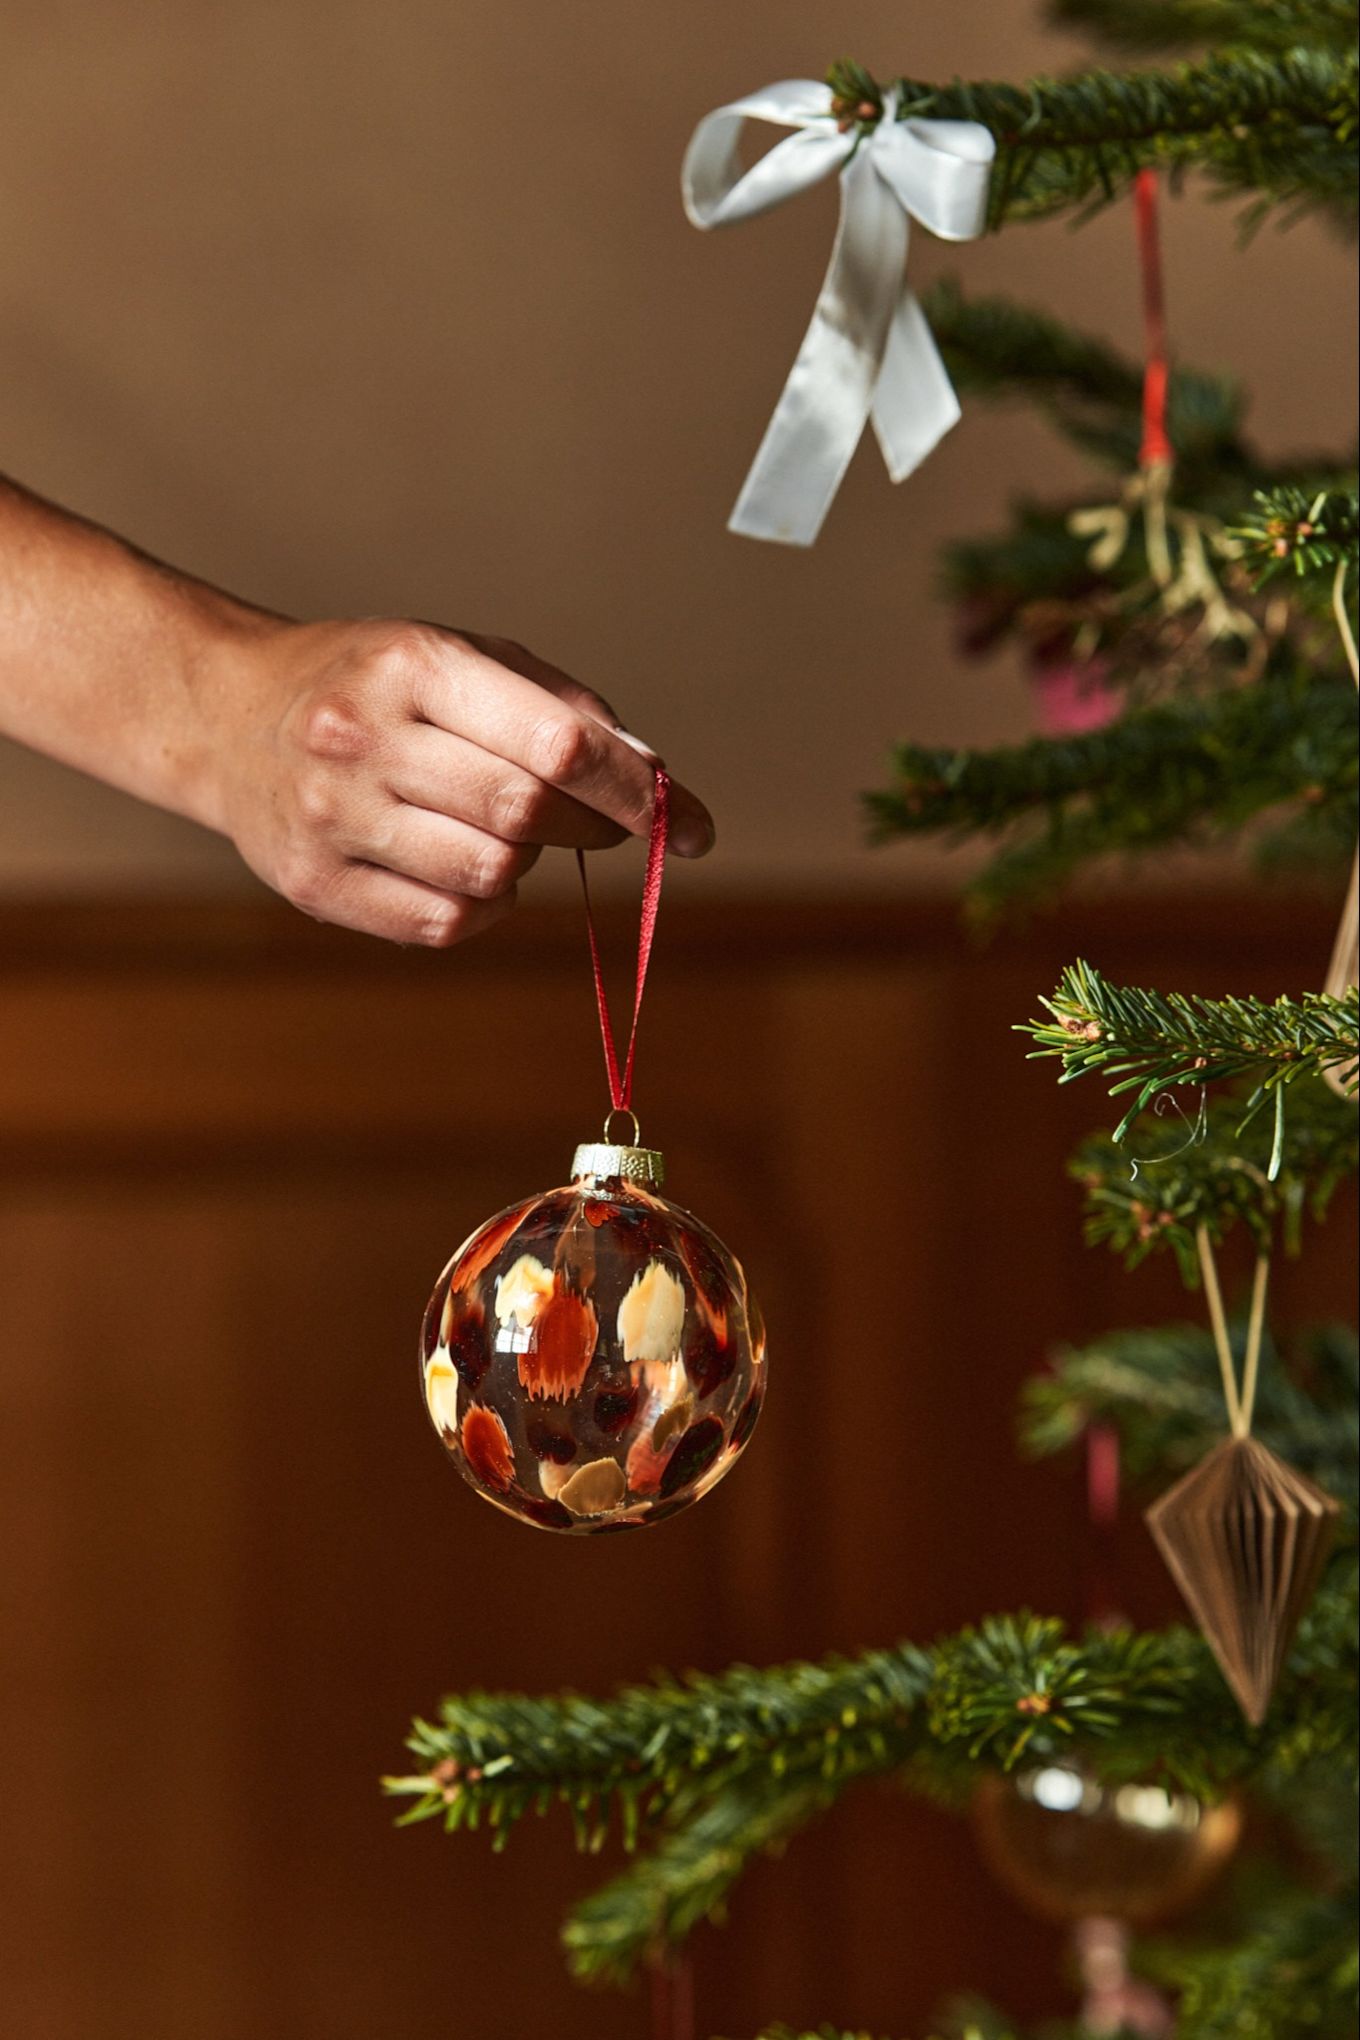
[728,149,906,546]
[869,287,961,483]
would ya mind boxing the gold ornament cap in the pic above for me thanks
[571,1109,665,1187]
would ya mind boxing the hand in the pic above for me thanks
[210,619,714,945]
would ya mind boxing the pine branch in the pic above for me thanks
[925,280,1249,476]
[925,288,1354,500]
[564,1776,835,1987]
[1071,1079,1359,1275]
[389,1582,1357,1989]
[387,1597,1355,1847]
[1024,961,1359,1138]
[1232,486,1360,588]
[825,47,1358,228]
[1046,0,1358,59]
[1144,1884,1360,2037]
[867,665,1359,923]
[389,1643,934,1847]
[1021,1321,1360,1503]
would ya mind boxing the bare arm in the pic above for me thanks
[0,475,713,943]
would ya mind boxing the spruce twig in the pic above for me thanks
[387,1595,1356,1843]
[867,665,1359,923]
[1023,961,1359,1134]
[1047,0,1358,59]
[1233,487,1360,588]
[1071,1078,1357,1275]
[825,46,1358,227]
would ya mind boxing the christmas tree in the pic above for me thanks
[386,3,1358,2031]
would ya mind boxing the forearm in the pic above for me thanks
[0,473,284,832]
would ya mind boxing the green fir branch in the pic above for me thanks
[925,289,1356,494]
[389,1592,1357,1985]
[924,280,1249,476]
[565,1776,835,1987]
[867,665,1359,922]
[388,1597,1355,1849]
[1144,1884,1360,2037]
[1024,961,1360,1136]
[1021,1321,1360,1503]
[825,47,1358,228]
[1070,1078,1359,1274]
[390,1643,933,1847]
[1046,0,1359,59]
[581,1582,1357,1989]
[1232,486,1360,588]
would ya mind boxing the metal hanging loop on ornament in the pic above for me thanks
[603,1105,643,1148]
[571,1108,666,1187]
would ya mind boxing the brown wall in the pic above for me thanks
[1,892,1352,2040]
[1,0,1356,895]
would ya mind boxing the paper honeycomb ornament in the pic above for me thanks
[1146,1434,1341,1727]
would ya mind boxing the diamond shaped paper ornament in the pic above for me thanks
[1147,1436,1342,1726]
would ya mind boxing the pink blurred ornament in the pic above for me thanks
[1030,654,1121,736]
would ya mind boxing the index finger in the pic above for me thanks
[410,633,715,856]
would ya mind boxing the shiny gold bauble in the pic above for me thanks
[972,1762,1242,1926]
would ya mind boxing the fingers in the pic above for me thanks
[464,633,639,744]
[410,633,715,858]
[309,865,518,947]
[389,725,629,852]
[258,617,718,956]
[360,806,543,899]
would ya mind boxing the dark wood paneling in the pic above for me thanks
[0,892,1352,2039]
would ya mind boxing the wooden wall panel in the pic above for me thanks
[0,894,1352,2040]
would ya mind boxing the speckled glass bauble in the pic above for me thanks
[419,1138,765,1532]
[973,1762,1241,1927]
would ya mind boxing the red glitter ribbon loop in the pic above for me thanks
[1134,167,1172,470]
[577,768,670,1117]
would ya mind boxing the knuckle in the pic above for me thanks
[300,695,371,765]
[293,768,337,832]
[362,620,445,695]
[377,618,440,667]
[412,899,467,948]
[275,847,331,916]
[528,713,593,787]
[490,777,546,842]
[469,840,521,899]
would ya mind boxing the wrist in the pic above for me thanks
[170,581,296,839]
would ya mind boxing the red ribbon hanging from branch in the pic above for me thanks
[577,768,670,1118]
[1134,166,1172,469]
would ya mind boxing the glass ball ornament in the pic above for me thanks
[419,1129,766,1532]
[972,1761,1241,1927]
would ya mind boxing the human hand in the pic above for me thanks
[207,619,714,945]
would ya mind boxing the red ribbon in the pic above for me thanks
[577,768,670,1117]
[1134,167,1172,470]
[1084,1421,1123,1627]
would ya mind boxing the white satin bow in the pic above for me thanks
[682,81,995,546]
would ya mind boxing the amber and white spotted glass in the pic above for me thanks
[419,1146,766,1532]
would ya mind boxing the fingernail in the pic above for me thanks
[614,727,665,766]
